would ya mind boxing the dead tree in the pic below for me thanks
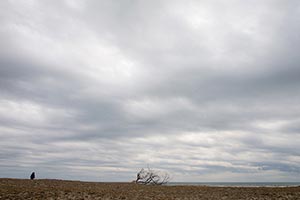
[136,167,170,185]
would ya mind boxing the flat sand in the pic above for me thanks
[1,178,300,200]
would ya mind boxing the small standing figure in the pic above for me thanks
[30,172,35,180]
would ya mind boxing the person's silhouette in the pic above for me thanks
[30,172,35,180]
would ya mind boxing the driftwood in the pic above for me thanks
[136,167,170,185]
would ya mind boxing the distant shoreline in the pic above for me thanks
[1,178,300,187]
[167,182,300,187]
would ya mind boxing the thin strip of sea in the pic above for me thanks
[167,182,300,187]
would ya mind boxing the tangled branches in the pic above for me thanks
[136,167,170,185]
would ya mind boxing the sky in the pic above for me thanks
[0,0,300,182]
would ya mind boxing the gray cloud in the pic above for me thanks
[0,0,300,182]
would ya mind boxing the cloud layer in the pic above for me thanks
[1,0,300,182]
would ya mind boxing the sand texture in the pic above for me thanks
[1,178,300,200]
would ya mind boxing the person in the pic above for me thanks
[30,172,35,180]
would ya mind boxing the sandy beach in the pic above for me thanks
[1,178,300,200]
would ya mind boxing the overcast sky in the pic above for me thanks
[1,0,300,182]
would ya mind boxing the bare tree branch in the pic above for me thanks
[136,167,170,185]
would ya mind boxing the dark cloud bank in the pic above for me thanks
[0,0,300,182]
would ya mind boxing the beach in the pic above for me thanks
[1,178,300,200]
